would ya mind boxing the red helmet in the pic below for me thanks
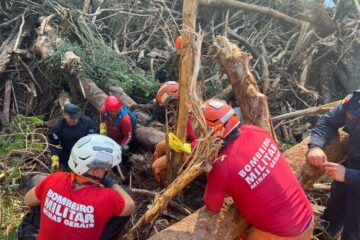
[105,96,121,111]
[175,36,182,50]
[156,81,179,107]
[203,99,240,139]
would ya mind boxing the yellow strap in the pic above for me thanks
[168,132,191,154]
[100,122,106,134]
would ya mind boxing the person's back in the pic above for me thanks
[24,134,135,240]
[205,124,313,237]
[34,172,125,240]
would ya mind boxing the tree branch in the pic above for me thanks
[199,0,305,27]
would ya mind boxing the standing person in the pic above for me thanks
[49,103,97,170]
[22,134,135,240]
[307,90,360,239]
[203,99,314,239]
[100,96,134,152]
[151,81,197,184]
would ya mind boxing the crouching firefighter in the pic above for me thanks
[202,99,314,240]
[18,134,135,240]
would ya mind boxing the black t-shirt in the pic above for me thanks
[48,116,98,157]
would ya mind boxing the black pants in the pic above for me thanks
[320,159,360,240]
[17,175,131,240]
[59,151,71,170]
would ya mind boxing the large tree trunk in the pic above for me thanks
[168,0,198,184]
[149,37,349,239]
[211,36,275,137]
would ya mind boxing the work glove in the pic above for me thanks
[101,176,117,188]
[120,144,129,152]
[99,122,106,135]
[50,155,60,170]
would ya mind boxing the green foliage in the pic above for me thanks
[204,79,227,100]
[278,136,297,152]
[0,195,25,240]
[0,115,44,156]
[0,115,46,239]
[45,39,159,103]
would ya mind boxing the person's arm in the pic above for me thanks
[86,117,98,134]
[24,174,49,207]
[308,99,349,149]
[118,115,132,145]
[204,158,228,212]
[48,120,62,156]
[24,187,41,207]
[111,184,135,217]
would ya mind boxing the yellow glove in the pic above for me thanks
[100,122,106,135]
[168,133,191,154]
[51,155,60,170]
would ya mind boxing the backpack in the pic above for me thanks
[104,107,137,130]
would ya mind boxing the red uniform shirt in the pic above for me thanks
[100,105,132,145]
[204,125,312,237]
[35,172,125,240]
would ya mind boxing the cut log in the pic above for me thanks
[149,198,249,240]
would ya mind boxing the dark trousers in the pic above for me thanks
[17,175,131,240]
[59,151,71,170]
[320,160,360,240]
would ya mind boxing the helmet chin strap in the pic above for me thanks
[220,127,240,151]
[83,172,104,182]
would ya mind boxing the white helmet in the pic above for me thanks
[68,134,122,175]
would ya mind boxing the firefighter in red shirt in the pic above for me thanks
[202,99,314,239]
[23,134,135,240]
[151,81,197,184]
[100,96,133,151]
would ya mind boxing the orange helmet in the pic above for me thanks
[105,96,121,111]
[203,99,240,139]
[175,36,182,50]
[156,81,179,107]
